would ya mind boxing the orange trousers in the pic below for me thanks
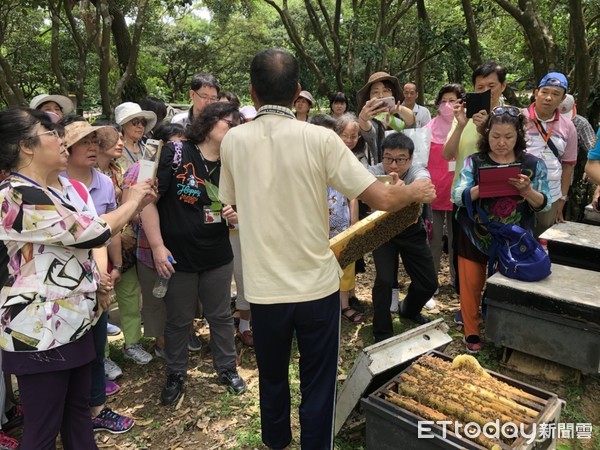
[458,255,487,338]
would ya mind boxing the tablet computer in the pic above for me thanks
[466,90,491,118]
[478,163,521,198]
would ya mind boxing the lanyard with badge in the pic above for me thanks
[196,145,222,224]
[528,103,561,161]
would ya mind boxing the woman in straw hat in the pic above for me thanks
[114,102,157,172]
[0,107,155,448]
[356,72,415,163]
[61,117,151,433]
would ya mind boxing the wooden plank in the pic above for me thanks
[330,203,421,268]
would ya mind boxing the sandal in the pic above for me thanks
[341,307,363,324]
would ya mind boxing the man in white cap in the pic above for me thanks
[171,73,220,128]
[522,72,578,235]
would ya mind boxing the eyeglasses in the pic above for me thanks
[130,118,148,127]
[382,156,410,165]
[194,91,218,103]
[340,134,359,141]
[36,129,64,139]
[78,137,100,146]
[491,106,522,118]
[220,118,238,128]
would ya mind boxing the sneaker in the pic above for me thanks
[401,313,431,325]
[105,380,120,396]
[154,346,166,359]
[424,298,436,309]
[104,358,122,380]
[106,322,121,336]
[92,407,134,434]
[0,431,19,449]
[454,310,464,326]
[390,289,400,313]
[218,369,246,395]
[123,343,153,365]
[188,333,202,352]
[464,335,483,353]
[161,373,185,405]
[237,330,254,347]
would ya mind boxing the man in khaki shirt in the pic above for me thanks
[220,48,435,449]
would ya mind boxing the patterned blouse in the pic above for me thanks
[0,176,112,352]
[97,161,124,205]
[452,152,551,254]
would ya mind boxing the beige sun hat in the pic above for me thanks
[356,72,403,113]
[64,121,119,150]
[114,102,157,133]
[30,94,74,115]
[296,90,315,107]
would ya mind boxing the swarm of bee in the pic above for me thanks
[330,203,421,268]
[382,355,547,449]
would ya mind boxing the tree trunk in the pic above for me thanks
[461,0,481,71]
[569,0,590,116]
[415,0,429,104]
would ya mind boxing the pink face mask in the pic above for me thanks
[438,101,455,118]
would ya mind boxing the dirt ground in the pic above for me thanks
[24,253,599,449]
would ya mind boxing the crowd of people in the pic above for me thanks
[0,46,597,450]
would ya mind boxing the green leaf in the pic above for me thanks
[204,179,220,203]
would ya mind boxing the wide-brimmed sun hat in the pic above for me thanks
[64,121,119,150]
[114,102,157,133]
[30,94,74,115]
[356,72,403,112]
[296,91,315,107]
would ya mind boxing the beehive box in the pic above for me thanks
[362,351,562,450]
[330,203,420,268]
[539,221,600,272]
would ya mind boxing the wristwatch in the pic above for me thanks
[113,265,124,273]
[560,195,568,201]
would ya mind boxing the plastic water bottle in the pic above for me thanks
[153,257,173,298]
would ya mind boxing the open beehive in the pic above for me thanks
[330,203,421,268]
[363,352,561,450]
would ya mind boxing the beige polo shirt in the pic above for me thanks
[220,107,376,304]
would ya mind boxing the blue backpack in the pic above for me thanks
[465,193,551,282]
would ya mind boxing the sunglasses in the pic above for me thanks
[491,106,522,118]
[130,118,148,127]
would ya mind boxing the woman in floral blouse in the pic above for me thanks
[452,106,550,353]
[0,107,155,450]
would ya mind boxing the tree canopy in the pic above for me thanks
[1,0,599,125]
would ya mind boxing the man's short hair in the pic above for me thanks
[250,48,299,107]
[472,62,507,85]
[381,132,415,157]
[309,114,336,130]
[190,73,220,93]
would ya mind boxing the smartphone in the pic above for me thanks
[376,175,392,185]
[466,90,491,118]
[137,139,163,183]
[376,96,396,109]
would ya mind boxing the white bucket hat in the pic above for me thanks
[30,94,74,115]
[114,102,157,134]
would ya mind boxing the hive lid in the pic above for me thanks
[334,318,451,435]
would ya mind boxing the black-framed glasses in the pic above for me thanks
[220,118,238,128]
[194,91,218,103]
[382,156,410,165]
[491,106,522,118]
[130,118,148,127]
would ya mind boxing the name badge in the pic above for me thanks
[448,161,456,172]
[203,205,222,224]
